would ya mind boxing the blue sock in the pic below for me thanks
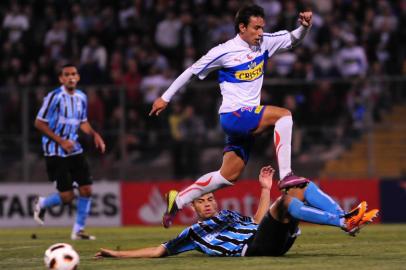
[304,182,344,216]
[288,198,343,227]
[73,197,91,233]
[40,193,62,209]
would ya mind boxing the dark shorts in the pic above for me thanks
[220,106,265,164]
[45,154,92,192]
[245,212,299,257]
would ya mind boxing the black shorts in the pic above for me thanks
[245,212,299,256]
[45,154,93,192]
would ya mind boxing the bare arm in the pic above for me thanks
[95,245,167,259]
[80,121,105,153]
[253,166,275,224]
[34,118,75,153]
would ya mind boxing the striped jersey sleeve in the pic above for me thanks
[189,45,229,80]
[262,30,292,56]
[163,227,197,255]
[36,89,61,122]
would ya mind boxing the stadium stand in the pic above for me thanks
[0,0,405,181]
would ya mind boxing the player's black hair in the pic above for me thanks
[59,63,77,75]
[234,4,265,34]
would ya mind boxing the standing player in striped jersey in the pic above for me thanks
[150,4,314,228]
[33,64,105,240]
[95,166,378,259]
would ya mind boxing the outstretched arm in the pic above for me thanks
[95,245,167,259]
[253,166,275,224]
[149,68,194,116]
[290,11,312,47]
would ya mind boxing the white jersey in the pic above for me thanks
[189,32,292,113]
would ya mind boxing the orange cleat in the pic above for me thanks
[342,201,367,235]
[349,209,380,236]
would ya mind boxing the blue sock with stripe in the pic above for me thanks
[73,197,91,233]
[40,193,62,209]
[288,198,343,227]
[304,182,344,216]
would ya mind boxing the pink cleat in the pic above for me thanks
[278,172,310,191]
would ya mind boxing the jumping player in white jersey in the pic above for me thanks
[150,5,313,228]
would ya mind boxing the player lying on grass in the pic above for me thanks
[95,166,378,258]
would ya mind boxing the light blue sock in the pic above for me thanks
[73,197,91,233]
[288,197,343,227]
[304,182,345,216]
[40,193,62,209]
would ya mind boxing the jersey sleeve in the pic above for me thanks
[162,227,197,256]
[36,91,60,122]
[80,95,88,122]
[223,210,254,223]
[262,30,292,56]
[189,45,228,80]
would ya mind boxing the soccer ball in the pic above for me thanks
[44,243,80,270]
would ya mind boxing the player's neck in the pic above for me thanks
[62,85,76,95]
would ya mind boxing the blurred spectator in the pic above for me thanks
[168,104,205,179]
[122,58,142,106]
[140,68,173,105]
[271,51,297,77]
[87,87,105,131]
[335,33,368,78]
[179,105,205,178]
[168,102,184,179]
[255,0,281,31]
[313,44,339,78]
[2,3,29,43]
[155,11,183,65]
[44,20,67,61]
[80,36,108,72]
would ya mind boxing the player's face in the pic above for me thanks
[192,193,218,220]
[239,16,265,46]
[59,67,80,91]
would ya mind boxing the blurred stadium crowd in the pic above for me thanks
[0,0,405,180]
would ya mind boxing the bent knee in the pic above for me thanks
[227,169,243,182]
[285,187,306,201]
[79,185,92,197]
[280,108,292,117]
[60,192,75,203]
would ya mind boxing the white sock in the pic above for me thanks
[72,223,84,234]
[274,115,293,179]
[175,171,233,209]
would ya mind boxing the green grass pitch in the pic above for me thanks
[0,225,405,270]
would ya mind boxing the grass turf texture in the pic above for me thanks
[0,225,405,270]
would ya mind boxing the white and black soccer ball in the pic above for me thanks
[44,243,80,270]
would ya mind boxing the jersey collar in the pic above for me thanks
[234,34,260,51]
[62,85,76,95]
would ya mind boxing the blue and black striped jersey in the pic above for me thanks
[36,86,87,157]
[163,210,258,257]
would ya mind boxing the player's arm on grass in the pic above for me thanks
[95,245,167,259]
[253,165,275,224]
[80,121,106,153]
[34,119,75,153]
[96,227,195,259]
